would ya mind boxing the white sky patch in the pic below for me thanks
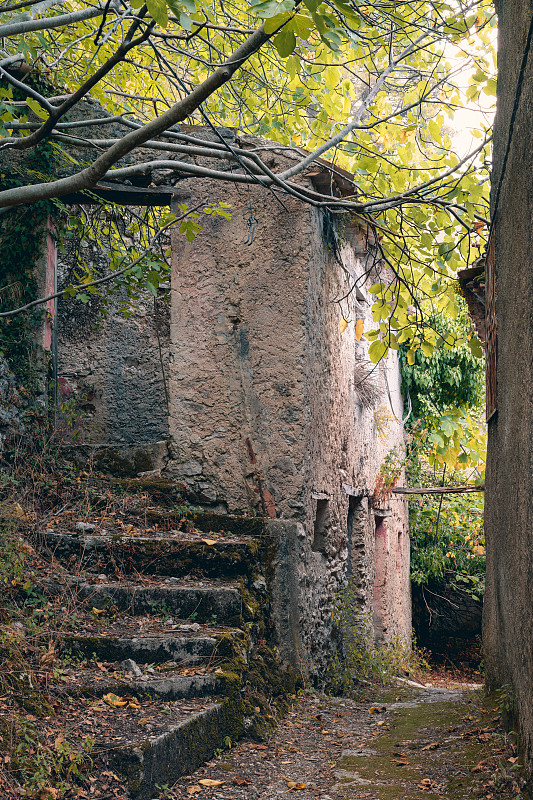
[444,37,497,159]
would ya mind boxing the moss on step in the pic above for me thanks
[335,694,487,800]
[191,512,267,537]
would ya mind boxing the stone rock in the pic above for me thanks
[75,521,96,532]
[0,353,24,449]
[121,658,143,678]
[178,461,203,476]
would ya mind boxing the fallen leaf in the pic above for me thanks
[393,759,410,766]
[92,607,106,615]
[198,779,225,787]
[103,693,128,708]
[421,742,439,751]
[281,775,306,791]
[186,787,203,795]
[13,502,32,521]
[233,776,251,786]
[139,718,151,725]
[202,538,217,546]
[36,790,59,800]
[508,756,518,764]
[40,643,57,667]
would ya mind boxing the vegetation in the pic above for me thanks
[0,0,495,365]
[402,300,486,596]
[329,586,429,693]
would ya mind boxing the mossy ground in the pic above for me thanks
[334,694,482,798]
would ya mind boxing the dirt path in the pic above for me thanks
[169,681,520,800]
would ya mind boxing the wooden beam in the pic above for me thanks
[392,485,484,495]
[61,181,180,206]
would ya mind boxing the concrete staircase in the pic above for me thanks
[32,504,294,798]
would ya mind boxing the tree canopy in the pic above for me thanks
[0,0,496,359]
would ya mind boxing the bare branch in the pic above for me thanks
[0,22,271,209]
[0,3,107,38]
[277,32,429,181]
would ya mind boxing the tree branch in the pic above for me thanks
[0,3,107,38]
[277,32,428,181]
[0,22,271,209]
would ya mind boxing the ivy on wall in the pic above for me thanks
[0,132,57,402]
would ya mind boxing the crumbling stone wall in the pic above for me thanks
[56,256,170,447]
[168,137,410,674]
[0,353,24,449]
[483,0,533,781]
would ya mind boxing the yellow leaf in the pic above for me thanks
[92,607,106,615]
[339,317,349,333]
[198,779,225,787]
[281,775,306,790]
[14,502,32,521]
[201,538,217,546]
[103,693,128,708]
[355,319,364,342]
[187,787,203,795]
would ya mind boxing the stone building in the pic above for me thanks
[166,148,411,671]
[482,0,533,783]
[2,121,411,676]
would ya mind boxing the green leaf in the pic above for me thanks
[251,0,295,18]
[264,12,292,34]
[273,27,296,57]
[368,340,388,363]
[26,98,48,120]
[467,337,483,358]
[146,0,168,27]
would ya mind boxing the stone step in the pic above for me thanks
[38,530,263,581]
[57,656,234,701]
[62,627,247,666]
[109,700,246,799]
[34,691,247,800]
[78,672,223,701]
[40,576,245,625]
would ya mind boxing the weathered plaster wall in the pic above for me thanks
[56,240,170,447]
[168,141,410,674]
[483,0,533,780]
